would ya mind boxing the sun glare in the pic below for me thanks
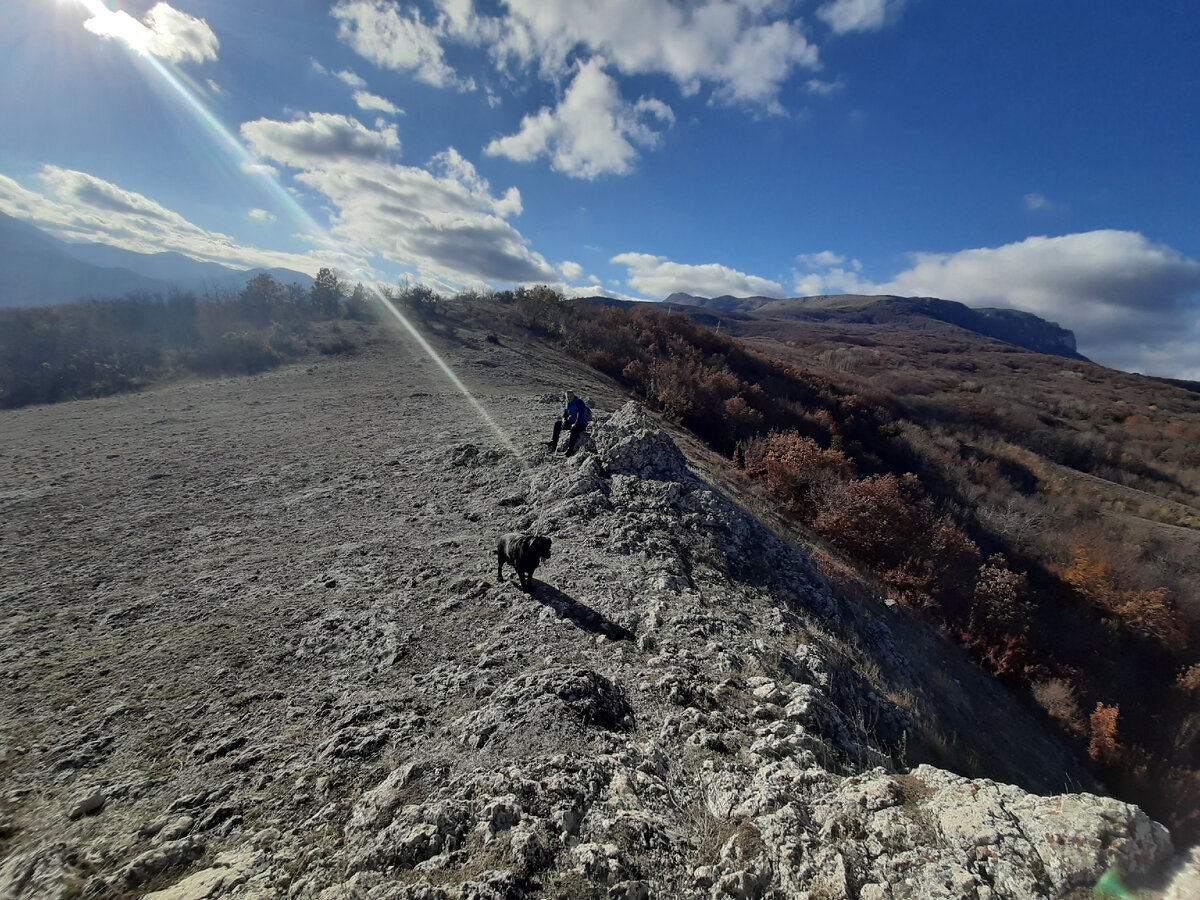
[60,0,521,463]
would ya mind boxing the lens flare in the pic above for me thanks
[69,0,523,462]
[374,295,522,461]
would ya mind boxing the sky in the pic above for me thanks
[2,1,1199,378]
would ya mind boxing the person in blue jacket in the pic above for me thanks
[548,390,591,456]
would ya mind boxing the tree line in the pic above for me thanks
[0,268,373,408]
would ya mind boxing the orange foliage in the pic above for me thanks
[1064,547,1188,652]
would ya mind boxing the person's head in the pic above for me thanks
[564,390,575,403]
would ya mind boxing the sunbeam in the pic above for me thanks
[64,0,522,462]
[374,294,523,461]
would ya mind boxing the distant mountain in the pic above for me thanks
[665,291,1085,360]
[0,212,313,308]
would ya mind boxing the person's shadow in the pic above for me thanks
[530,584,635,642]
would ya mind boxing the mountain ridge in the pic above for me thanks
[0,212,313,308]
[663,291,1085,360]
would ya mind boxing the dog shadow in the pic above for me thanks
[530,584,635,642]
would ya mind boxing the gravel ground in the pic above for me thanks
[1,317,1194,899]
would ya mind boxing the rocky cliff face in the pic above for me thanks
[0,335,1192,900]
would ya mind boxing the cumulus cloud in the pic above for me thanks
[560,261,584,281]
[332,1,819,112]
[459,0,820,112]
[612,252,784,299]
[81,2,219,64]
[332,0,475,91]
[0,168,340,273]
[879,231,1200,324]
[240,161,280,179]
[240,113,400,169]
[485,59,673,179]
[791,250,870,295]
[798,250,847,268]
[249,208,277,223]
[871,231,1200,376]
[817,0,906,35]
[354,90,403,115]
[241,116,554,285]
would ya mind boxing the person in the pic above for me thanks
[548,390,591,456]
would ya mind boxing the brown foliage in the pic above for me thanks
[1176,664,1200,695]
[1033,679,1085,733]
[812,474,926,570]
[973,554,1029,630]
[1088,702,1124,766]
[741,431,854,512]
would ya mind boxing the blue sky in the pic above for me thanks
[2,1,1199,377]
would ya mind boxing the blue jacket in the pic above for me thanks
[564,396,591,427]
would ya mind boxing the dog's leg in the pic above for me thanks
[496,548,505,583]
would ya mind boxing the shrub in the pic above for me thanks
[1063,546,1188,652]
[812,474,925,569]
[1033,679,1085,733]
[1088,702,1123,766]
[741,431,854,512]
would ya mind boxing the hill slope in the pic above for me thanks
[0,318,1193,898]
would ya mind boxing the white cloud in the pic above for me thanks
[560,261,584,281]
[82,2,219,65]
[354,90,403,115]
[1023,192,1057,212]
[206,78,225,96]
[0,168,340,274]
[331,0,475,91]
[332,1,820,110]
[458,0,820,112]
[807,77,844,96]
[485,59,673,179]
[241,115,555,285]
[798,250,846,268]
[871,231,1200,376]
[817,0,906,35]
[249,208,277,223]
[792,249,870,295]
[612,252,784,299]
[879,231,1200,324]
[336,69,368,88]
[240,161,280,178]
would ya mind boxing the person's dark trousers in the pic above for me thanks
[550,419,587,454]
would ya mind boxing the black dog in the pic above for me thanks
[496,533,551,591]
